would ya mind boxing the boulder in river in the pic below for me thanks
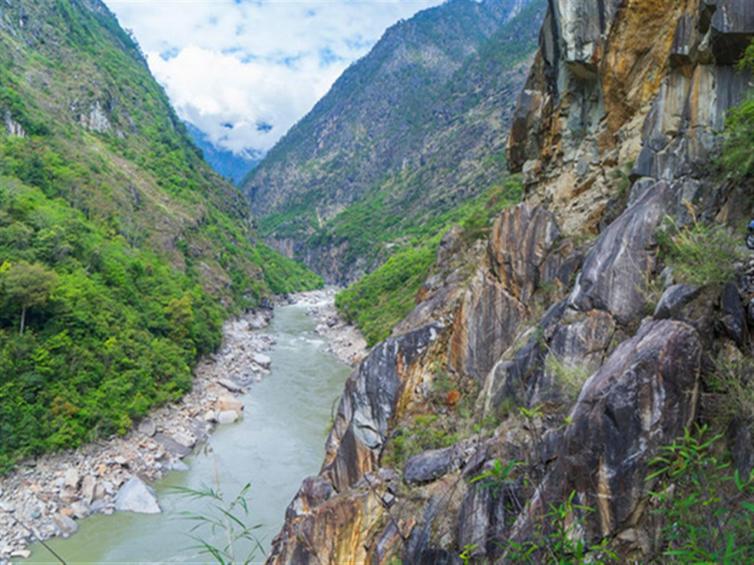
[52,513,78,537]
[218,378,243,393]
[172,431,196,450]
[70,501,91,519]
[217,396,243,414]
[217,410,240,425]
[154,433,192,458]
[114,477,161,514]
[253,353,272,369]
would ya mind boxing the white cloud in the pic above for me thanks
[104,0,443,154]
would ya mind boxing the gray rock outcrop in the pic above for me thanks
[114,477,161,514]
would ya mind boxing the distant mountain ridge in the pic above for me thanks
[185,122,260,185]
[245,0,545,283]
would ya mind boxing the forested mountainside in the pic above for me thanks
[245,0,545,284]
[186,123,260,186]
[0,0,320,471]
[269,0,754,562]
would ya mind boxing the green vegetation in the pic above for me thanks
[657,216,744,287]
[459,484,616,563]
[0,1,320,471]
[382,413,460,467]
[469,458,519,494]
[721,40,754,180]
[491,492,617,564]
[337,177,522,345]
[708,353,754,428]
[544,351,591,400]
[0,180,218,469]
[648,425,754,562]
[174,482,263,564]
[0,261,58,335]
[336,243,436,346]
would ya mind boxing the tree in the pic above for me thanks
[1,261,57,335]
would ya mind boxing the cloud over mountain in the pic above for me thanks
[105,0,441,154]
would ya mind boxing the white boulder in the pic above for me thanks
[217,410,240,425]
[114,477,161,514]
[252,353,272,369]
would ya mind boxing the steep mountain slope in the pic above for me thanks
[186,123,260,185]
[268,0,754,562]
[0,0,319,470]
[245,0,545,283]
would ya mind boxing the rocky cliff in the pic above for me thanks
[244,0,544,284]
[267,0,754,562]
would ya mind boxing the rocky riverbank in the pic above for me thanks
[0,289,366,562]
[290,288,368,367]
[0,308,275,562]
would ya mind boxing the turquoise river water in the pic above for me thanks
[26,303,352,563]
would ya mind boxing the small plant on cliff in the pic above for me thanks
[657,215,743,287]
[648,425,754,562]
[721,39,754,180]
[459,543,479,565]
[174,482,264,564]
[470,458,519,494]
[544,351,591,400]
[382,414,459,467]
[707,352,754,430]
[493,491,616,564]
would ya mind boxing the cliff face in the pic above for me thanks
[244,0,544,284]
[267,0,754,563]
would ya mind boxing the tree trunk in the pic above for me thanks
[19,305,26,336]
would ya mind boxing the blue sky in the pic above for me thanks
[104,0,443,155]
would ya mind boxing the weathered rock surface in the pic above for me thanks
[654,284,701,320]
[569,181,675,325]
[114,477,161,514]
[510,320,702,545]
[253,353,272,370]
[269,473,390,565]
[323,323,445,491]
[52,513,78,537]
[721,281,749,346]
[450,204,579,381]
[403,446,463,485]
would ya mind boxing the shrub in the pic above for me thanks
[657,216,744,287]
[648,425,754,562]
[544,351,591,400]
[174,482,264,564]
[707,351,754,429]
[382,414,459,467]
[721,39,754,180]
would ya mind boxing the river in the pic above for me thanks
[25,302,352,563]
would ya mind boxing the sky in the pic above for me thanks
[104,0,443,156]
